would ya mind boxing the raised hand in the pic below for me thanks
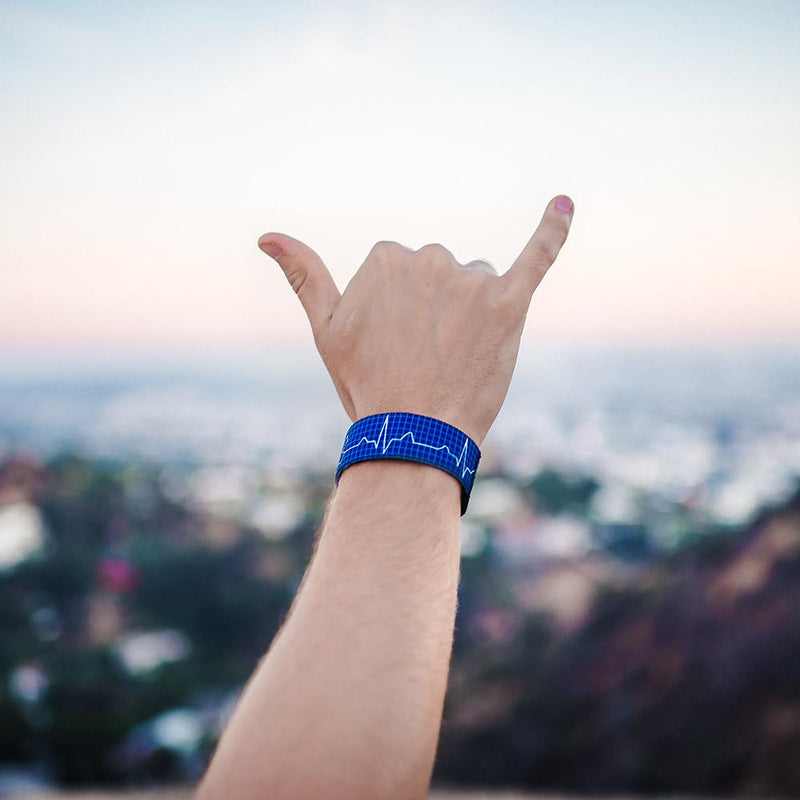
[258,195,574,445]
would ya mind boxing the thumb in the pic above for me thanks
[258,232,341,337]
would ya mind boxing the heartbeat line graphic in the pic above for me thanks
[341,414,476,478]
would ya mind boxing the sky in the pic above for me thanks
[1,0,799,353]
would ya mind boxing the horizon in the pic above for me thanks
[1,336,799,383]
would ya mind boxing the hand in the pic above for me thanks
[258,196,574,446]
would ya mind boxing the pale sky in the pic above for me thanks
[1,0,799,350]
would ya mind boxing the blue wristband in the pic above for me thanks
[335,412,481,515]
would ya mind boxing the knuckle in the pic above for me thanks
[531,237,557,264]
[463,259,497,276]
[285,267,308,295]
[416,242,453,266]
[367,240,410,267]
[368,240,393,261]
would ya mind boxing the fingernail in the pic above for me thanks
[554,196,574,215]
[258,239,282,259]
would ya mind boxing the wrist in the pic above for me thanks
[335,412,481,514]
[335,460,461,521]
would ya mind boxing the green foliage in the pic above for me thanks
[524,468,599,515]
[131,538,292,679]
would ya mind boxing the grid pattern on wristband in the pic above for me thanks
[335,412,481,515]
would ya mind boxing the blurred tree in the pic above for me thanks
[524,468,599,516]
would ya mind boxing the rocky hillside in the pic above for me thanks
[438,487,800,796]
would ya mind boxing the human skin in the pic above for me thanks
[196,195,574,800]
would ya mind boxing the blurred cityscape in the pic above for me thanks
[1,342,799,796]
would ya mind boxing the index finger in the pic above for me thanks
[502,195,574,301]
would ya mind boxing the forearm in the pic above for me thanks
[199,191,573,797]
[197,460,461,800]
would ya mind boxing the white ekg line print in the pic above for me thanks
[342,414,476,478]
